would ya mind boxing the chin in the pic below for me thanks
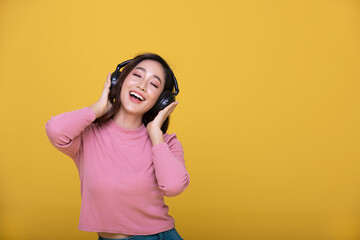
[121,104,151,117]
[120,95,156,117]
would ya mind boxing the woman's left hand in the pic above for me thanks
[147,101,179,145]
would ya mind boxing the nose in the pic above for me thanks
[137,78,147,93]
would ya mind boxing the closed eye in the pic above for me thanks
[151,83,159,88]
[133,73,141,77]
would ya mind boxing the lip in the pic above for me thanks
[129,90,146,103]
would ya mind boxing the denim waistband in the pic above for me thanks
[98,227,181,240]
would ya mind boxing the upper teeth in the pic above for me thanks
[130,91,144,101]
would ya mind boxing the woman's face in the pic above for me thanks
[119,59,165,116]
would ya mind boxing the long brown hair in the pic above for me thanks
[95,53,175,133]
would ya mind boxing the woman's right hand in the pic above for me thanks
[89,72,112,118]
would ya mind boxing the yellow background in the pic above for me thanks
[1,0,359,239]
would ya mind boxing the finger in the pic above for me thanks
[167,102,178,115]
[168,101,178,111]
[157,102,176,115]
[161,102,178,118]
[152,102,178,128]
[167,101,178,113]
[164,101,178,111]
[104,72,111,88]
[107,100,113,110]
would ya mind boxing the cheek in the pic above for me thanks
[151,84,165,100]
[120,86,127,98]
[148,90,162,103]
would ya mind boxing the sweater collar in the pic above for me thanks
[108,119,148,138]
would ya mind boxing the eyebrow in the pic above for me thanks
[134,67,162,83]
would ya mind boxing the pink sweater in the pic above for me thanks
[45,107,190,235]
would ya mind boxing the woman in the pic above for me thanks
[45,53,190,240]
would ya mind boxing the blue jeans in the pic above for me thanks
[97,227,184,240]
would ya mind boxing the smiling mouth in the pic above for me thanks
[129,91,145,101]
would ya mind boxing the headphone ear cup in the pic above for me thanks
[111,59,132,88]
[151,91,176,114]
[111,71,120,88]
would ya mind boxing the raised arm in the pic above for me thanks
[146,102,190,197]
[45,73,113,159]
[45,107,96,159]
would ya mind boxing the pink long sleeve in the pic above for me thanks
[45,107,96,160]
[152,136,190,197]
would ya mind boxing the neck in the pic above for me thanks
[112,108,143,129]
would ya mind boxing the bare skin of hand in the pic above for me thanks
[147,101,179,146]
[89,73,112,118]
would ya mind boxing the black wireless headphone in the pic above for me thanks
[111,59,179,114]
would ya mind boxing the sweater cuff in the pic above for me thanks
[152,142,169,151]
[83,107,97,122]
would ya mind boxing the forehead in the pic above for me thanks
[134,60,165,78]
